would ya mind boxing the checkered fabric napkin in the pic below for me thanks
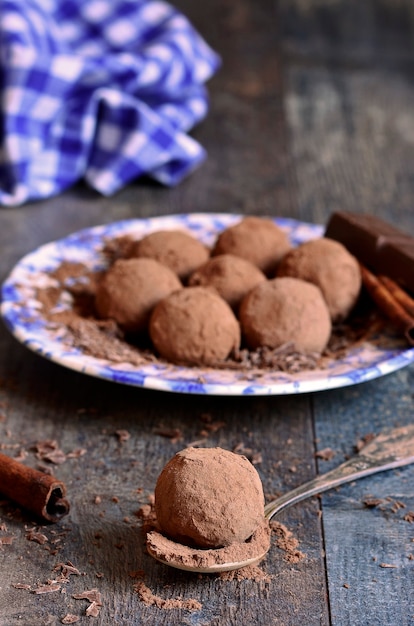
[0,0,220,206]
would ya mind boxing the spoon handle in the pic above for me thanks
[264,424,414,520]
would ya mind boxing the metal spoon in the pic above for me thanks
[146,424,414,573]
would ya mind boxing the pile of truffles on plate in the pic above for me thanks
[95,216,362,367]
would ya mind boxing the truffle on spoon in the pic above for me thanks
[147,447,271,572]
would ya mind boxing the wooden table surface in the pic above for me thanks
[1,1,413,624]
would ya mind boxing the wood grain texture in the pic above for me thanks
[1,0,414,624]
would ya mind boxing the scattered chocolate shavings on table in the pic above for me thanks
[33,581,62,594]
[72,588,102,604]
[153,427,183,443]
[199,413,226,434]
[134,581,202,611]
[219,565,271,582]
[53,561,81,577]
[72,589,103,617]
[26,528,49,544]
[0,535,14,545]
[115,429,130,443]
[362,496,411,520]
[61,615,80,624]
[355,433,376,452]
[232,442,263,465]
[12,583,31,590]
[363,498,385,508]
[13,448,28,462]
[66,448,87,459]
[32,440,67,465]
[270,521,306,563]
[315,447,336,461]
[85,601,101,617]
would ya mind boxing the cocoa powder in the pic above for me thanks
[146,519,271,571]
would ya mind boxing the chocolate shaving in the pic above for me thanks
[315,448,336,461]
[134,581,202,611]
[61,615,80,624]
[270,521,306,563]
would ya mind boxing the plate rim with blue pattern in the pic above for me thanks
[2,213,414,395]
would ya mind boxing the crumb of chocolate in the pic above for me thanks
[219,564,271,582]
[61,615,80,624]
[26,529,49,545]
[32,440,67,465]
[115,429,130,443]
[33,582,61,594]
[72,589,103,617]
[153,427,183,442]
[134,581,202,610]
[85,601,101,617]
[0,535,14,545]
[315,447,336,461]
[379,563,398,569]
[53,562,81,577]
[355,433,376,452]
[363,498,385,508]
[270,521,306,563]
[403,511,414,523]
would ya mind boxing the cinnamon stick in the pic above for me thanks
[360,265,414,346]
[0,453,70,522]
[378,275,414,317]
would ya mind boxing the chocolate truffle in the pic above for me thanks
[276,238,361,322]
[239,277,331,353]
[188,254,266,310]
[149,287,240,366]
[95,258,181,333]
[154,447,265,549]
[128,229,209,281]
[211,217,291,275]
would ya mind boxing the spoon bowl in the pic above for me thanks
[147,424,414,573]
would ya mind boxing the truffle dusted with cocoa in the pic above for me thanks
[128,229,210,282]
[154,447,265,549]
[188,254,266,311]
[211,216,291,276]
[95,257,181,333]
[149,286,240,365]
[276,238,361,322]
[239,277,331,353]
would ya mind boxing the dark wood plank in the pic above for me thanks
[312,371,414,626]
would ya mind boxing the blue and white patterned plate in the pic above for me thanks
[2,213,414,395]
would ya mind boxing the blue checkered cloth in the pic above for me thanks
[0,0,220,206]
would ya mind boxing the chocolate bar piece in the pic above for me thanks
[325,211,414,293]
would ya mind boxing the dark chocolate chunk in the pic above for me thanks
[325,211,414,293]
